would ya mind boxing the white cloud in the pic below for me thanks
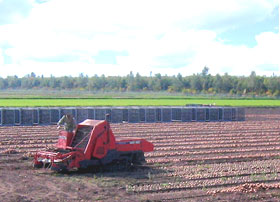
[0,0,278,77]
[254,32,280,63]
[0,0,35,25]
[0,49,4,65]
[27,0,277,33]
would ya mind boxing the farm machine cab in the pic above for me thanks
[33,119,154,172]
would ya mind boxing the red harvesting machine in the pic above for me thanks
[33,119,154,172]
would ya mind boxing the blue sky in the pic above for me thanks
[0,0,279,77]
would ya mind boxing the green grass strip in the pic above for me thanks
[1,98,280,107]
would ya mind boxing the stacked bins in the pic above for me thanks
[60,108,76,119]
[95,108,111,121]
[21,108,34,125]
[182,108,192,122]
[50,108,60,124]
[196,108,206,121]
[33,109,39,124]
[172,108,182,121]
[15,109,20,125]
[231,108,237,121]
[122,109,128,122]
[205,108,210,121]
[77,108,89,123]
[95,108,106,120]
[146,108,156,122]
[162,108,172,122]
[139,108,146,122]
[218,108,223,121]
[88,108,95,119]
[223,108,232,121]
[0,106,246,126]
[39,108,51,125]
[128,108,140,123]
[209,108,219,121]
[2,108,16,125]
[191,108,196,121]
[111,108,123,123]
[155,108,162,122]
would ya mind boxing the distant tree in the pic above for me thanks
[160,76,172,90]
[221,73,233,93]
[201,67,211,91]
[1,67,280,96]
[127,71,136,91]
[213,74,223,93]
[106,76,122,91]
[135,73,148,90]
[88,75,99,91]
[49,75,59,89]
[264,76,280,95]
[201,66,209,77]
[76,73,88,89]
[61,76,74,89]
[0,78,7,89]
[120,78,127,90]
[7,76,21,88]
[30,72,36,78]
[168,74,183,92]
[190,74,202,92]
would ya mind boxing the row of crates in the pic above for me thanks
[0,107,245,126]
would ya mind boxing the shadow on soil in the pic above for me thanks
[39,164,168,182]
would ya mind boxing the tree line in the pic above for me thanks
[0,67,280,96]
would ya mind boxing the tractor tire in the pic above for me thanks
[132,151,145,165]
[33,161,43,169]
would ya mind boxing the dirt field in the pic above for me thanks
[2,116,280,201]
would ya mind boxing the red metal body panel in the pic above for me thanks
[116,139,154,152]
[56,131,74,149]
[78,120,116,159]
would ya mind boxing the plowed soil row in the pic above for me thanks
[1,120,280,201]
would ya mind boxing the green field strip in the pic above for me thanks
[1,98,280,107]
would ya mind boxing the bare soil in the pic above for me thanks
[2,117,280,201]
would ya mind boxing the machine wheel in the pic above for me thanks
[108,159,131,171]
[51,162,69,173]
[33,161,43,169]
[59,168,69,174]
[132,151,145,165]
[121,159,132,170]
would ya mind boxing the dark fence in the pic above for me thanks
[0,106,245,126]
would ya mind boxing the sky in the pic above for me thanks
[0,0,279,78]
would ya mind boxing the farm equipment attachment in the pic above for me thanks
[33,119,154,172]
